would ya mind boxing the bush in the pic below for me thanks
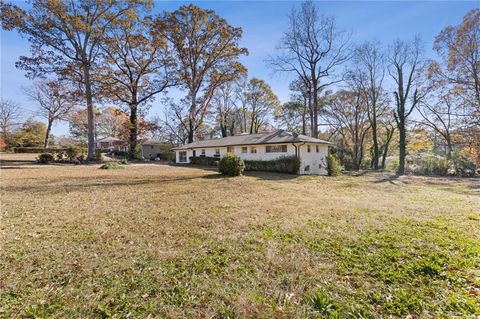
[56,151,65,162]
[326,152,343,176]
[99,162,124,170]
[94,149,103,162]
[189,156,220,166]
[219,153,245,176]
[64,146,87,163]
[403,152,477,177]
[37,153,54,164]
[448,152,477,177]
[244,155,300,174]
[408,154,448,176]
[65,146,79,161]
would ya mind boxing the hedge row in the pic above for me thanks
[14,147,67,153]
[244,156,300,174]
[189,156,220,166]
[189,155,301,174]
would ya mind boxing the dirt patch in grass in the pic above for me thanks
[1,162,479,318]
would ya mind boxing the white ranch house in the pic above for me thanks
[173,130,331,175]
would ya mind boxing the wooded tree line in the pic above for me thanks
[271,3,479,174]
[1,1,479,174]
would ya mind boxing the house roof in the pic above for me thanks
[97,137,122,143]
[172,130,332,150]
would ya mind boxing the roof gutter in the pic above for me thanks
[292,142,306,174]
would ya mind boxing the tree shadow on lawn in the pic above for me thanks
[371,173,480,195]
[0,159,37,167]
[372,174,401,185]
[3,174,212,195]
[4,171,298,196]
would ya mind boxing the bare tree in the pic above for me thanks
[268,0,350,137]
[349,40,389,169]
[416,89,458,157]
[0,100,22,149]
[24,81,76,148]
[324,90,370,170]
[388,37,425,175]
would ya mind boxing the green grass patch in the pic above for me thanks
[99,162,125,170]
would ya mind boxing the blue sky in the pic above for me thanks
[1,1,478,136]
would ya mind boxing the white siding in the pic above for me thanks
[298,143,328,175]
[175,142,329,175]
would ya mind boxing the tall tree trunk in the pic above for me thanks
[83,63,95,162]
[128,102,138,159]
[381,127,394,169]
[312,86,319,138]
[445,135,453,158]
[308,91,314,137]
[249,113,255,134]
[302,95,307,135]
[221,122,227,137]
[187,119,194,143]
[371,114,379,169]
[398,119,406,175]
[188,94,196,143]
[44,118,53,148]
[242,106,247,134]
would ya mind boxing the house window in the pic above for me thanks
[307,145,311,153]
[193,150,196,157]
[304,165,310,172]
[241,147,248,153]
[251,146,257,154]
[214,149,220,157]
[200,149,206,157]
[266,145,287,153]
[316,145,319,152]
[227,146,234,153]
[179,151,187,163]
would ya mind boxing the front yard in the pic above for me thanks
[1,154,479,318]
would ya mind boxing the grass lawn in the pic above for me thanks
[1,153,479,318]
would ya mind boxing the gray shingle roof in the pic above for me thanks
[172,130,332,150]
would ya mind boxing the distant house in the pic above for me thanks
[95,137,125,151]
[172,130,331,175]
[141,140,172,160]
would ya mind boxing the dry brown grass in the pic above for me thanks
[1,154,479,318]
